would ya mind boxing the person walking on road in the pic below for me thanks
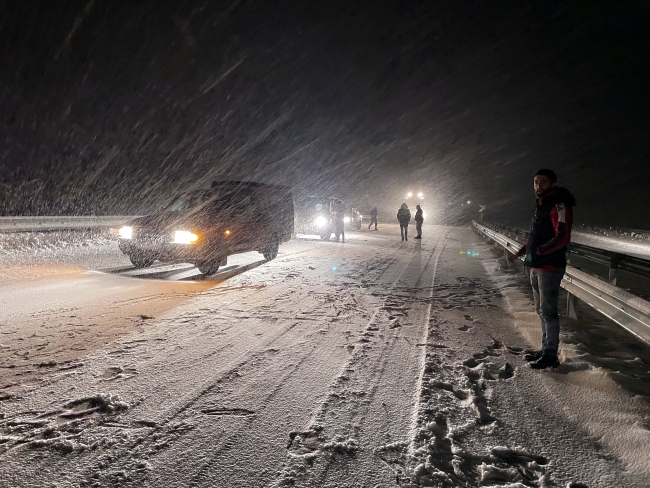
[414,204,424,239]
[397,203,411,241]
[368,207,378,230]
[331,199,346,243]
[508,169,576,370]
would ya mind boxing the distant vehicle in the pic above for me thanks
[294,196,336,240]
[118,181,294,275]
[345,208,362,230]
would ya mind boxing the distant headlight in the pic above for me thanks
[314,216,328,227]
[343,217,351,223]
[173,230,199,244]
[119,226,133,239]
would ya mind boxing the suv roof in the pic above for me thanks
[208,180,291,192]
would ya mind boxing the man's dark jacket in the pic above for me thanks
[520,186,576,269]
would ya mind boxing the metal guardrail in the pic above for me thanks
[0,216,134,233]
[480,220,650,258]
[473,220,650,345]
[481,220,650,285]
[572,232,650,261]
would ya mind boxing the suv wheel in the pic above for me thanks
[263,234,279,261]
[320,231,331,241]
[130,253,154,268]
[197,261,220,275]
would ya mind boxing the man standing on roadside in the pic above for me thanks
[414,204,424,239]
[397,203,411,241]
[509,169,576,369]
[368,207,378,230]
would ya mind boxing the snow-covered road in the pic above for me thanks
[1,224,649,487]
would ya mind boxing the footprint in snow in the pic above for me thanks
[102,366,137,380]
[498,363,515,379]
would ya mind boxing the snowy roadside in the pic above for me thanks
[0,224,649,487]
[0,229,116,260]
[0,230,129,276]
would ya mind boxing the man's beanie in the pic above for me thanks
[534,169,557,183]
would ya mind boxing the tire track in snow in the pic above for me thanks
[0,285,336,484]
[0,231,427,486]
[269,232,449,487]
[0,239,404,486]
[143,324,346,487]
[145,244,403,390]
[146,243,409,486]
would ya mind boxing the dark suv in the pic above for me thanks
[118,181,294,275]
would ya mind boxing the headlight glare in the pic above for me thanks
[343,217,351,223]
[173,230,199,244]
[314,216,328,227]
[119,226,133,239]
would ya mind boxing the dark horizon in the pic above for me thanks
[1,1,649,228]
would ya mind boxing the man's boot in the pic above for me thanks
[531,350,560,369]
[524,349,543,362]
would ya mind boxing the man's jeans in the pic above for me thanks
[530,267,565,352]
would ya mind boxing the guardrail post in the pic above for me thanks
[609,253,620,286]
[566,292,578,319]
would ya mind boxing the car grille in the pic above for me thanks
[135,231,168,244]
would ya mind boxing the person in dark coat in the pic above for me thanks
[414,204,424,239]
[509,169,576,369]
[331,199,346,243]
[368,207,378,230]
[396,203,411,241]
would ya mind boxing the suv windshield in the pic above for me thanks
[167,189,251,214]
[167,191,209,212]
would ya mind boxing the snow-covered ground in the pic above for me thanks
[1,224,649,487]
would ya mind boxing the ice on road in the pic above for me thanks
[1,224,649,487]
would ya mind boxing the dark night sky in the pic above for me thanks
[1,1,649,228]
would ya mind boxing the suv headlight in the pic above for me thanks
[173,230,199,244]
[344,217,351,223]
[119,226,133,239]
[314,216,328,227]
